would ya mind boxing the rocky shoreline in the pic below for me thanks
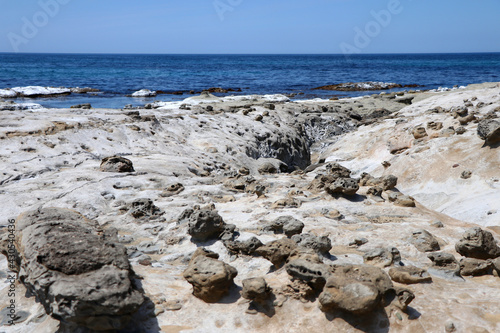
[0,82,499,332]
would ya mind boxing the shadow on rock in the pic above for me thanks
[218,284,242,304]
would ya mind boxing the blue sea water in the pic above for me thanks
[0,53,500,109]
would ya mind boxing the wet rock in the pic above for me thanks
[100,156,135,172]
[160,183,185,197]
[241,277,272,302]
[363,247,401,267]
[412,126,428,139]
[255,238,297,267]
[183,254,237,303]
[318,264,394,314]
[388,266,432,284]
[459,258,492,276]
[128,198,162,219]
[409,229,440,252]
[360,173,398,190]
[224,236,263,255]
[477,119,500,144]
[70,103,92,109]
[291,233,332,254]
[455,227,500,259]
[12,208,144,330]
[326,177,359,196]
[264,216,304,237]
[187,209,227,242]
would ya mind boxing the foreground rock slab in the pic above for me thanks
[13,208,144,331]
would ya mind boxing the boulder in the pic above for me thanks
[183,254,237,303]
[285,259,330,288]
[459,258,492,276]
[318,264,394,314]
[255,238,297,267]
[187,209,227,242]
[388,266,432,284]
[327,177,359,196]
[325,163,352,178]
[224,237,263,255]
[427,252,461,280]
[477,119,500,144]
[360,173,398,190]
[455,227,500,259]
[241,277,272,302]
[264,216,304,237]
[100,156,135,173]
[409,229,440,252]
[11,208,144,330]
[363,247,401,268]
[291,233,332,254]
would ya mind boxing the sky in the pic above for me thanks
[0,0,499,54]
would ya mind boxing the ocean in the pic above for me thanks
[1,53,500,109]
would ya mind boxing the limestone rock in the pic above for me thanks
[388,192,416,207]
[264,216,304,237]
[291,233,332,254]
[160,183,185,197]
[427,252,461,279]
[183,255,238,303]
[100,156,135,173]
[13,208,144,330]
[318,264,394,314]
[360,173,398,190]
[363,247,401,268]
[409,229,440,252]
[459,258,492,276]
[325,163,352,178]
[388,266,432,284]
[241,277,271,302]
[255,238,297,267]
[455,227,500,259]
[477,119,500,144]
[224,237,263,255]
[128,198,162,219]
[285,259,330,289]
[187,209,227,242]
[327,177,359,196]
[258,161,278,174]
[412,126,428,139]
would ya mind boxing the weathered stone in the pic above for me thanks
[183,255,237,303]
[360,173,398,190]
[160,183,185,197]
[128,198,162,218]
[409,229,440,252]
[224,237,263,255]
[291,233,332,254]
[327,177,359,196]
[264,216,304,237]
[258,161,278,174]
[459,258,492,276]
[412,126,428,139]
[427,121,443,131]
[241,277,271,302]
[100,156,135,172]
[187,209,227,242]
[388,192,416,207]
[325,163,351,178]
[285,259,330,288]
[12,208,144,330]
[477,119,500,144]
[255,238,297,267]
[427,252,461,280]
[388,266,432,284]
[363,247,401,268]
[455,227,500,259]
[318,264,394,314]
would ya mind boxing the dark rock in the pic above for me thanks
[409,229,440,252]
[255,238,297,267]
[70,103,91,109]
[313,82,403,91]
[183,254,237,303]
[187,209,227,242]
[318,264,394,314]
[388,266,432,284]
[326,177,359,196]
[11,208,144,330]
[459,258,492,276]
[291,233,332,254]
[100,156,135,173]
[128,198,162,219]
[455,227,500,259]
[460,170,472,179]
[224,237,263,255]
[477,119,500,144]
[285,258,330,289]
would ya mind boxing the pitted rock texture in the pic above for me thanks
[455,227,500,260]
[14,208,144,331]
[99,155,135,173]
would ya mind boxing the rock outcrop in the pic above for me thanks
[100,156,135,173]
[12,208,144,330]
[477,119,500,144]
[455,227,500,260]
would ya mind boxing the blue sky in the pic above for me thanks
[0,0,499,54]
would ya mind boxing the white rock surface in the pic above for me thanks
[131,89,157,97]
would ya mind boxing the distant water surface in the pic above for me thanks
[0,53,499,108]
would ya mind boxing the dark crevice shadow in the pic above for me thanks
[217,283,242,304]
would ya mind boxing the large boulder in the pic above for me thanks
[187,209,229,242]
[183,251,237,303]
[291,233,332,254]
[11,208,144,331]
[100,156,135,173]
[455,227,500,259]
[318,264,394,314]
[409,229,440,252]
[326,178,359,196]
[477,119,500,144]
[255,238,297,267]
